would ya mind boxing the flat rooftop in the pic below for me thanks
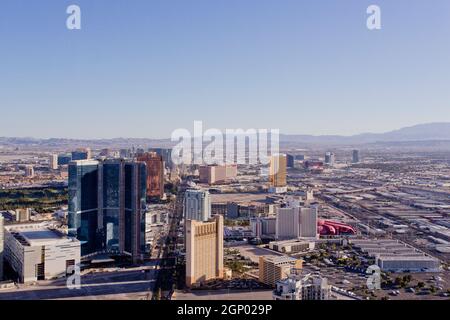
[6,223,77,246]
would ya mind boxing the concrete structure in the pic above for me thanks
[275,206,318,240]
[185,215,224,287]
[15,208,31,222]
[350,239,440,272]
[250,217,276,238]
[183,189,211,222]
[137,152,164,199]
[269,239,315,254]
[199,164,237,185]
[0,216,4,280]
[269,154,287,193]
[68,159,147,260]
[259,256,301,287]
[4,223,80,283]
[273,269,331,300]
[49,154,58,170]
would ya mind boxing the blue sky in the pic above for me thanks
[1,0,450,139]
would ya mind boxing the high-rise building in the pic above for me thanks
[286,154,295,168]
[259,256,301,287]
[183,189,211,222]
[324,152,335,166]
[0,215,4,281]
[185,215,224,287]
[269,154,287,193]
[276,206,318,240]
[24,165,34,178]
[58,154,72,166]
[68,159,146,260]
[273,269,331,300]
[199,164,237,185]
[352,149,360,164]
[15,208,31,222]
[149,148,173,169]
[49,154,58,170]
[119,149,131,159]
[71,148,91,161]
[137,152,164,199]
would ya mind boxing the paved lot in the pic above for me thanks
[230,245,285,263]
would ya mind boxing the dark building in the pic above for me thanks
[71,148,91,161]
[58,154,72,166]
[286,154,295,168]
[68,159,146,261]
[352,150,360,164]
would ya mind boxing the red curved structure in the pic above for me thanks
[318,219,356,235]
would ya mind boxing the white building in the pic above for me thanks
[269,239,315,254]
[183,189,211,222]
[275,205,318,240]
[4,222,80,283]
[376,256,440,273]
[273,270,331,300]
[49,154,58,170]
[250,217,276,238]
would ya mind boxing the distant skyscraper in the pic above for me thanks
[58,154,72,166]
[148,148,173,169]
[324,152,335,166]
[68,159,146,260]
[24,165,34,178]
[137,152,164,199]
[0,215,4,281]
[49,154,58,170]
[119,149,131,159]
[199,164,237,185]
[286,154,295,168]
[269,154,287,193]
[186,215,224,287]
[183,189,211,222]
[71,148,91,161]
[352,150,360,163]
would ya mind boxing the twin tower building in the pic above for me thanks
[68,159,147,261]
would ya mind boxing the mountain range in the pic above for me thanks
[1,123,450,148]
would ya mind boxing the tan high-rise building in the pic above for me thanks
[259,256,301,287]
[269,154,287,188]
[137,152,164,199]
[49,154,58,170]
[186,215,224,287]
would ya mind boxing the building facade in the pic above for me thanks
[137,152,165,199]
[183,189,211,222]
[68,159,146,260]
[276,206,318,240]
[4,223,80,283]
[0,216,3,280]
[259,256,301,287]
[185,215,224,287]
[273,270,331,300]
[269,154,287,193]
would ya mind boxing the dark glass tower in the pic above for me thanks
[68,159,146,260]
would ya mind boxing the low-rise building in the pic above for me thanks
[4,222,80,283]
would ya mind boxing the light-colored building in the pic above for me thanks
[269,239,315,254]
[275,206,318,240]
[4,222,80,283]
[183,189,211,222]
[199,164,237,185]
[15,208,31,222]
[273,269,331,300]
[49,154,58,170]
[269,154,287,193]
[259,255,301,287]
[0,216,4,280]
[250,217,276,238]
[376,256,440,272]
[185,215,224,287]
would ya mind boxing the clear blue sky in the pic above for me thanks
[1,0,450,139]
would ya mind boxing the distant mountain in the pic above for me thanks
[1,123,450,148]
[280,123,450,145]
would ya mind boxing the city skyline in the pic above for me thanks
[2,0,450,139]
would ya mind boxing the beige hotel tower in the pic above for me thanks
[185,215,224,287]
